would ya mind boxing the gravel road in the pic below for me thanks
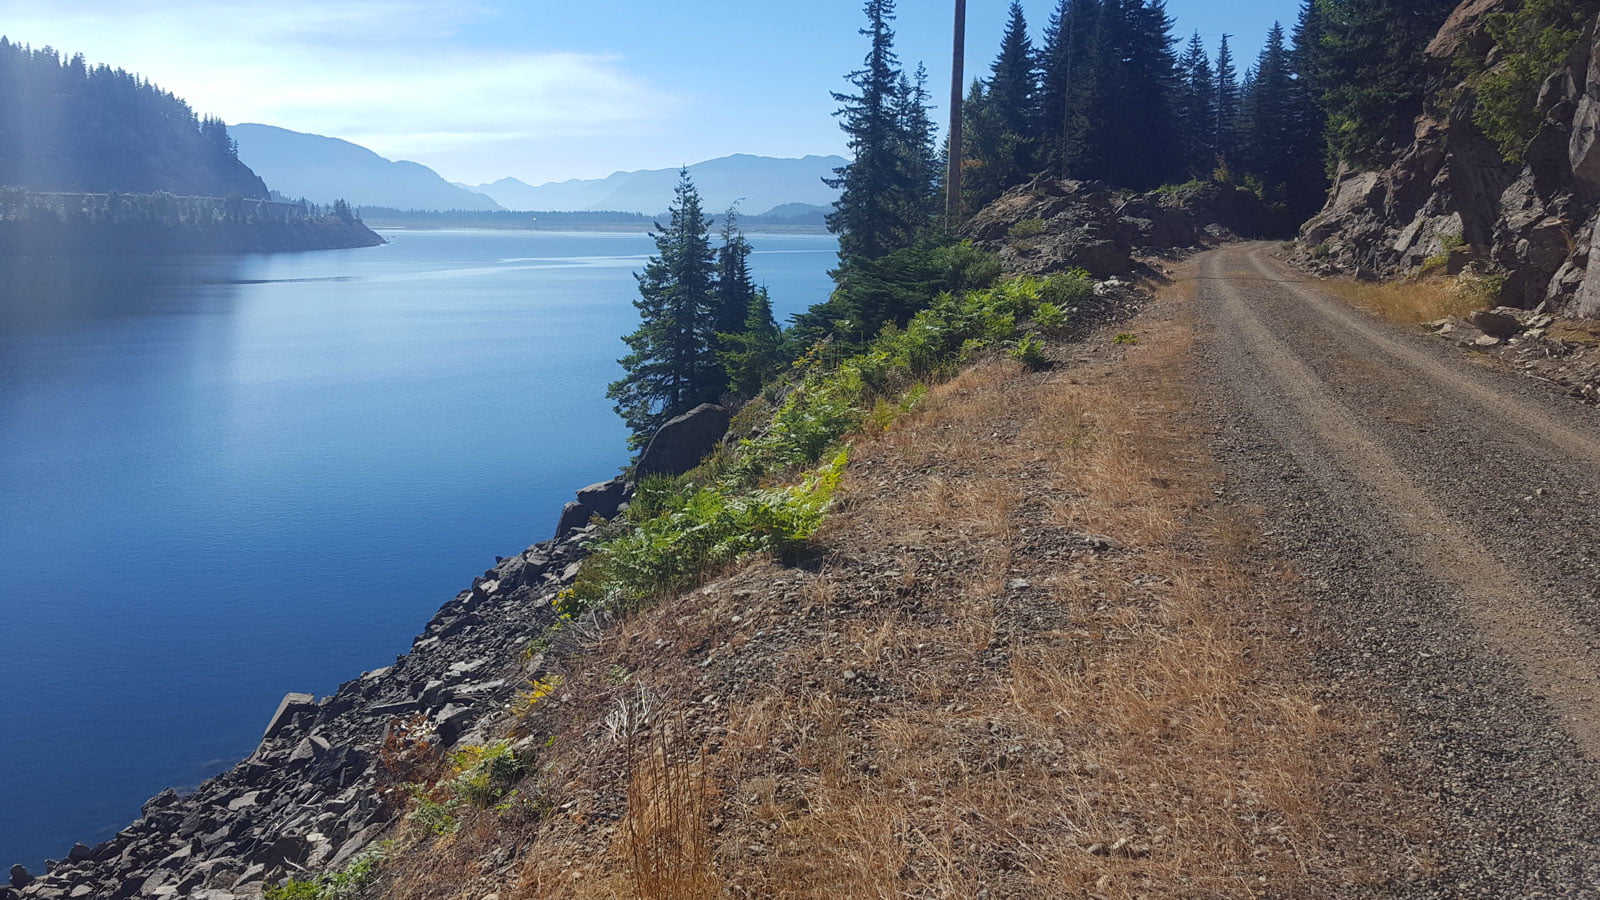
[1191,243,1600,897]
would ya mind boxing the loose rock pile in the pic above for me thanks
[1423,307,1600,404]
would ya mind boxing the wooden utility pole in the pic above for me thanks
[946,0,966,231]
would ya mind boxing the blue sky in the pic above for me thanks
[1,1,1300,185]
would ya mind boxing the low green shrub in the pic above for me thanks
[1465,0,1589,162]
[1040,270,1095,308]
[1032,301,1068,329]
[1009,332,1049,368]
[1007,218,1047,240]
[1113,332,1140,346]
[561,450,847,614]
[262,844,389,900]
[449,741,526,807]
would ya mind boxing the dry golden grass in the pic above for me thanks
[372,288,1411,900]
[1320,275,1489,326]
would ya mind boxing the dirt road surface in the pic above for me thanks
[1191,243,1600,897]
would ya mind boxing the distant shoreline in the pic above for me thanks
[367,220,832,236]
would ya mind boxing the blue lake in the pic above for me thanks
[0,228,838,870]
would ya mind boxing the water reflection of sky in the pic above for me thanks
[0,229,837,870]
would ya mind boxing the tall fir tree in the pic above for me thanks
[1286,0,1331,217]
[1076,0,1180,189]
[1037,0,1102,174]
[989,2,1037,142]
[827,0,936,268]
[719,288,783,398]
[894,64,943,234]
[608,170,722,447]
[962,3,1039,211]
[712,209,757,340]
[1215,34,1239,170]
[1240,22,1296,193]
[1177,31,1217,177]
[1314,0,1456,165]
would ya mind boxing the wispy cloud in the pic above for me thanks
[0,1,679,181]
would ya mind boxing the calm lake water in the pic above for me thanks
[0,228,838,870]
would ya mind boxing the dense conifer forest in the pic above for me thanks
[960,0,1459,222]
[0,38,267,198]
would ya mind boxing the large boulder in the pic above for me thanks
[634,404,730,479]
[575,477,629,520]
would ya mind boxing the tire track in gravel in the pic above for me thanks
[1241,246,1600,468]
[1190,243,1600,896]
[1199,248,1600,754]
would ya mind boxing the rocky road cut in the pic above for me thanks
[1194,243,1600,896]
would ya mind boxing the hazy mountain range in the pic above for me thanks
[231,124,503,211]
[472,154,846,215]
[230,123,842,217]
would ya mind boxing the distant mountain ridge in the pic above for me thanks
[475,154,847,215]
[230,124,503,212]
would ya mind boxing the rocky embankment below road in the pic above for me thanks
[6,526,586,900]
[0,402,737,900]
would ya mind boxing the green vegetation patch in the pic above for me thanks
[552,271,1076,622]
[263,844,390,900]
[1460,0,1591,162]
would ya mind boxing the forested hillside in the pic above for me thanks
[0,38,267,198]
[957,0,1458,224]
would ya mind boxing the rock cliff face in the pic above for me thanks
[1300,0,1600,316]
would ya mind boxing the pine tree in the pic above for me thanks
[719,288,783,398]
[990,2,1037,141]
[1286,0,1331,217]
[1316,0,1456,165]
[893,64,943,235]
[1177,31,1217,177]
[608,170,722,447]
[827,0,933,268]
[1240,23,1296,192]
[1037,0,1102,174]
[1215,34,1239,170]
[712,209,757,340]
[1078,0,1181,189]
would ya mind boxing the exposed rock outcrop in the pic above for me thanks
[962,176,1278,277]
[634,403,731,479]
[1298,1,1600,317]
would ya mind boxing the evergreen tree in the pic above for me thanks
[827,0,936,268]
[960,80,1013,213]
[1177,31,1217,177]
[712,209,757,340]
[719,288,783,398]
[1286,0,1331,217]
[1240,23,1296,192]
[989,2,1037,142]
[1037,0,1102,174]
[1215,34,1240,169]
[893,64,943,235]
[962,3,1041,212]
[1077,0,1181,189]
[1315,0,1456,165]
[608,170,721,447]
